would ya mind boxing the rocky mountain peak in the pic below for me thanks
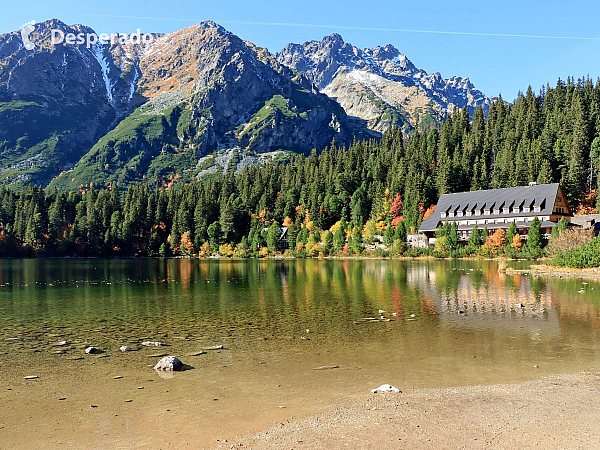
[276,34,492,132]
[322,33,345,48]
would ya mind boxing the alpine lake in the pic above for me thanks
[1,258,599,448]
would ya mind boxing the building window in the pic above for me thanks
[534,206,541,212]
[440,212,446,218]
[448,212,454,218]
[523,207,530,213]
[493,209,500,215]
[503,208,509,214]
[457,211,463,217]
[484,209,490,216]
[513,207,519,213]
[475,211,481,216]
[466,211,472,217]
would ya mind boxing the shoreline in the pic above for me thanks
[219,371,600,449]
[506,263,600,280]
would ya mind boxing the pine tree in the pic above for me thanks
[468,224,481,247]
[527,217,543,253]
[266,221,281,253]
[506,222,517,246]
[383,225,395,246]
[394,220,407,243]
[350,229,363,254]
[323,230,334,254]
[207,221,223,252]
[333,228,345,253]
[446,222,459,251]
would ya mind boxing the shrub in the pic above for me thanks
[551,237,600,268]
[546,228,594,256]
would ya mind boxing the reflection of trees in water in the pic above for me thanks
[1,259,599,352]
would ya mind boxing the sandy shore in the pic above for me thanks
[218,371,600,449]
[507,264,600,280]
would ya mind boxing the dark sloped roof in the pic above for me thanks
[419,183,560,232]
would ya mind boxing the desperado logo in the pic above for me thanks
[51,29,154,48]
[20,20,36,51]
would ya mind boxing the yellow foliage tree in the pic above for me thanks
[375,220,387,233]
[510,233,522,250]
[179,231,194,256]
[199,241,211,258]
[363,219,377,243]
[329,221,342,233]
[435,236,447,253]
[219,243,234,257]
[482,229,506,255]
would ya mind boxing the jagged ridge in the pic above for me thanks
[276,33,492,132]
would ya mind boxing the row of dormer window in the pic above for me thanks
[441,216,550,226]
[441,205,541,218]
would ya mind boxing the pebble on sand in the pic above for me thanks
[204,345,224,350]
[153,356,184,371]
[24,375,39,380]
[371,384,401,393]
[142,342,163,347]
[120,346,134,352]
[85,346,100,354]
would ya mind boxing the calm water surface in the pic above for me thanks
[0,258,599,447]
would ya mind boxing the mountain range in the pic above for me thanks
[0,20,492,189]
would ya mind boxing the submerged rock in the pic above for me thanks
[153,356,184,371]
[371,384,401,393]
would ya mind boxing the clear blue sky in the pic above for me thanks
[2,0,600,100]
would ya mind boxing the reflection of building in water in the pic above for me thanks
[405,264,560,334]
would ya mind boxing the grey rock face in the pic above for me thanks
[277,34,492,132]
[153,356,183,371]
[0,19,143,187]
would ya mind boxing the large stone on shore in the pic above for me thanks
[371,384,401,393]
[142,341,163,347]
[85,346,100,354]
[153,356,183,371]
[120,346,134,352]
